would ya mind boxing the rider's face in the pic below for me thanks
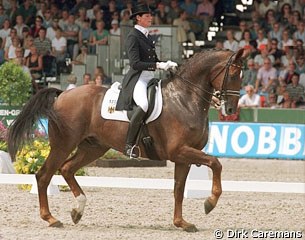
[136,13,153,28]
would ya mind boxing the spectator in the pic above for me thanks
[261,9,276,33]
[214,40,223,50]
[4,27,17,50]
[238,85,260,108]
[286,10,300,36]
[14,15,27,40]
[268,38,284,68]
[72,44,88,65]
[26,45,43,82]
[0,4,9,28]
[4,36,19,60]
[154,2,168,25]
[90,20,109,54]
[23,35,34,58]
[30,16,43,38]
[223,30,238,52]
[279,3,292,27]
[42,8,53,29]
[286,72,305,106]
[173,9,196,45]
[180,0,197,18]
[241,59,257,88]
[33,27,51,56]
[238,29,251,49]
[257,0,277,18]
[17,0,37,26]
[295,54,305,75]
[83,72,91,85]
[167,0,181,24]
[66,74,77,90]
[103,0,117,30]
[75,7,88,29]
[87,4,101,21]
[120,9,133,27]
[278,60,296,86]
[110,19,120,36]
[256,29,268,49]
[235,20,248,42]
[94,66,111,85]
[94,73,104,86]
[278,90,296,108]
[58,8,69,31]
[249,39,260,59]
[195,0,215,39]
[293,20,305,44]
[255,57,278,93]
[250,21,261,40]
[268,22,282,43]
[78,18,92,48]
[0,19,11,45]
[46,16,61,42]
[63,14,79,60]
[6,0,18,26]
[254,44,275,69]
[265,91,279,108]
[36,1,47,19]
[280,29,293,51]
[51,28,67,66]
[91,9,104,30]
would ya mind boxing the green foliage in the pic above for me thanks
[0,61,32,106]
[101,148,129,160]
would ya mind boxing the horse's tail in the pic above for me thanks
[7,88,63,161]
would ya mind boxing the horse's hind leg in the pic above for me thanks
[59,140,109,224]
[173,163,198,232]
[36,150,71,227]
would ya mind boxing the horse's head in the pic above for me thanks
[210,48,247,115]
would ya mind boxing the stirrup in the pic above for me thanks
[125,145,141,159]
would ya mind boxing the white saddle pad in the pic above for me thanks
[101,81,163,123]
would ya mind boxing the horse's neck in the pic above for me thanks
[162,76,212,112]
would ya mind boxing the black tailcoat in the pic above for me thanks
[116,28,159,110]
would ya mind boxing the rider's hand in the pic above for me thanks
[157,61,178,71]
[166,60,178,71]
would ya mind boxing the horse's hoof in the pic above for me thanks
[49,220,64,228]
[71,208,83,224]
[204,199,215,214]
[183,224,198,232]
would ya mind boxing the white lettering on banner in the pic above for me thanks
[279,127,301,155]
[231,126,254,154]
[0,109,21,116]
[257,126,277,154]
[208,125,229,153]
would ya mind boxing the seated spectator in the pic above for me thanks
[33,27,51,56]
[268,38,284,68]
[4,36,20,60]
[110,20,120,36]
[235,20,248,42]
[278,3,292,27]
[167,0,181,24]
[280,29,293,51]
[173,9,196,45]
[278,90,296,108]
[46,17,61,42]
[238,30,251,49]
[83,73,91,85]
[249,39,260,59]
[257,0,277,19]
[255,57,277,93]
[0,19,11,43]
[4,28,18,49]
[286,72,305,106]
[78,18,93,49]
[66,74,77,90]
[94,73,104,86]
[238,85,260,108]
[214,40,223,50]
[90,20,109,54]
[25,46,43,81]
[293,20,305,44]
[30,16,43,38]
[71,44,88,65]
[51,28,67,67]
[42,8,53,29]
[256,29,268,49]
[94,66,111,86]
[264,91,279,108]
[278,60,296,86]
[63,14,80,60]
[241,59,257,88]
[254,44,275,69]
[250,21,261,40]
[195,0,215,39]
[295,54,305,75]
[223,30,238,52]
[154,2,168,25]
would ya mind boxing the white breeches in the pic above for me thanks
[133,71,154,112]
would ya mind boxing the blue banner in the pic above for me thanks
[204,122,305,160]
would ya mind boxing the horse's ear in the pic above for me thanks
[235,48,250,61]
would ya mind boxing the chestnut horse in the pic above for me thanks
[8,48,246,232]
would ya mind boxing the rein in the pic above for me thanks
[173,52,242,107]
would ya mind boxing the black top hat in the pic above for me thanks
[130,4,152,19]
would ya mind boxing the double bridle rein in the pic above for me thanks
[174,52,243,107]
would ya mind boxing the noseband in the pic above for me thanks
[174,52,243,107]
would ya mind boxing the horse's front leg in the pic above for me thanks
[173,163,199,232]
[175,146,222,214]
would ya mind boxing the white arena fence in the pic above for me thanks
[0,174,304,194]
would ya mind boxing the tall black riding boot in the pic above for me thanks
[124,107,146,158]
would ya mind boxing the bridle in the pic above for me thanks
[173,52,243,107]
